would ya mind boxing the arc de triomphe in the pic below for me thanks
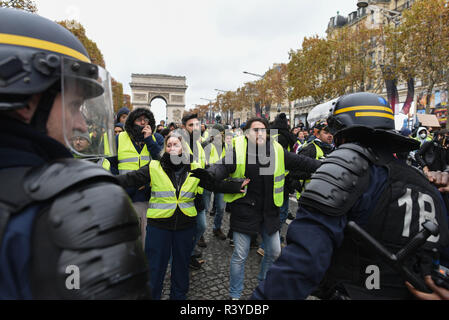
[129,74,187,124]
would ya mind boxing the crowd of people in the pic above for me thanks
[1,8,449,301]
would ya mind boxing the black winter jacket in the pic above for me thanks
[270,116,297,151]
[298,139,334,160]
[207,138,321,236]
[415,140,449,171]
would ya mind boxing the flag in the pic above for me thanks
[401,78,414,115]
[385,78,399,114]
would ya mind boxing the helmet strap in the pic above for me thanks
[30,87,59,135]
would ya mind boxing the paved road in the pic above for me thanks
[161,196,299,300]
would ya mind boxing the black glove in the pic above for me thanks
[190,168,215,181]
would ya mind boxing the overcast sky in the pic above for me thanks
[34,0,358,122]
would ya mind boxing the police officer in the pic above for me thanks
[0,8,149,299]
[251,92,449,300]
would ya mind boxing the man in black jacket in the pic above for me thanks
[192,117,321,300]
[415,129,449,175]
[271,113,297,152]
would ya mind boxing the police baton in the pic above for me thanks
[347,220,439,293]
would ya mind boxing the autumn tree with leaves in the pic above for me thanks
[336,23,380,93]
[288,22,381,105]
[57,20,125,113]
[0,0,37,12]
[57,20,106,68]
[384,0,449,114]
[190,104,210,120]
[288,35,339,104]
[265,64,288,107]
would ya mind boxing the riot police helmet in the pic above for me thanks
[0,7,116,157]
[327,92,419,152]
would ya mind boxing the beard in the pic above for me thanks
[129,124,145,142]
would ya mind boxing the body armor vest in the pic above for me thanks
[0,159,150,299]
[317,156,449,300]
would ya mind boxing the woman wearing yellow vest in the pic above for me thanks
[191,117,321,300]
[116,132,200,300]
[116,132,247,300]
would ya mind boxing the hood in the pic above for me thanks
[270,114,297,147]
[125,108,156,140]
[115,107,130,123]
[271,113,289,130]
[417,127,429,136]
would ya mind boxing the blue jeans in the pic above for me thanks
[279,199,289,243]
[260,200,289,250]
[229,230,281,299]
[191,209,206,256]
[203,190,225,230]
[279,198,289,228]
[145,224,195,300]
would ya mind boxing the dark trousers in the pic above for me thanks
[145,224,196,300]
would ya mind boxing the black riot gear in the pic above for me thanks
[0,159,150,299]
[251,92,449,300]
[0,8,147,299]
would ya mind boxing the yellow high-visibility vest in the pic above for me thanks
[103,132,111,156]
[223,136,286,207]
[147,160,201,219]
[95,157,111,171]
[297,141,324,200]
[208,143,230,165]
[186,140,206,194]
[117,132,151,174]
[272,134,291,152]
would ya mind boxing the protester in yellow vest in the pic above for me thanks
[114,123,124,136]
[109,108,164,249]
[116,132,247,300]
[181,112,209,270]
[201,124,229,241]
[295,121,335,200]
[269,113,299,249]
[201,123,209,143]
[191,117,321,300]
[70,130,111,171]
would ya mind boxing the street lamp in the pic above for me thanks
[243,71,267,118]
[214,89,230,123]
[357,1,401,23]
[243,71,264,79]
[201,98,215,124]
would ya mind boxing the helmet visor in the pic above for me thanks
[61,57,116,158]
